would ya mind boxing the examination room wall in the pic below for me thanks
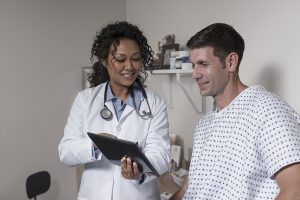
[127,0,300,161]
[1,0,300,199]
[0,0,126,199]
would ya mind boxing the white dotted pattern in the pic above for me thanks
[184,85,300,199]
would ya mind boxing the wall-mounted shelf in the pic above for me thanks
[151,69,205,114]
[152,69,193,75]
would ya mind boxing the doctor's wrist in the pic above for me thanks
[138,173,146,184]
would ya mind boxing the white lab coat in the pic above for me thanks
[58,82,170,200]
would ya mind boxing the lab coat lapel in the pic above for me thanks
[119,105,134,123]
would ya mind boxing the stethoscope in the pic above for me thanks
[100,82,152,120]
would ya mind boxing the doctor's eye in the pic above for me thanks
[115,59,126,63]
[132,58,141,62]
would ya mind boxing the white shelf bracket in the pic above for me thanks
[176,73,205,114]
[152,69,205,114]
[169,75,174,109]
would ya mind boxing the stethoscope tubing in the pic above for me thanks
[100,81,152,120]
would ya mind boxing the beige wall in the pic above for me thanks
[1,0,300,199]
[0,0,126,199]
[127,0,300,161]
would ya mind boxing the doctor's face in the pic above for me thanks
[190,46,229,98]
[106,39,142,90]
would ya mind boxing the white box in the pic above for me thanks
[171,145,181,168]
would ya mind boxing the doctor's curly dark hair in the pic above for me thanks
[88,21,154,87]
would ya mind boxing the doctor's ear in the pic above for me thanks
[100,60,107,67]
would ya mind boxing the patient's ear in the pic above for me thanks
[226,52,238,72]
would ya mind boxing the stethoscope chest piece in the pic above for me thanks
[100,106,113,120]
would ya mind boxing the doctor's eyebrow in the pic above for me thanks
[114,52,141,57]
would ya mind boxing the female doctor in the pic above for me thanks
[58,21,170,200]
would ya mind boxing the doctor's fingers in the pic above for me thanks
[125,159,142,179]
[121,156,132,169]
[121,163,140,179]
[132,162,142,177]
[121,157,134,176]
[121,156,128,168]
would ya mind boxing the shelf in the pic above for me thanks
[152,69,193,75]
[151,69,205,114]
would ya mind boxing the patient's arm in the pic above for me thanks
[169,177,188,200]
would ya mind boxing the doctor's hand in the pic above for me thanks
[121,156,143,180]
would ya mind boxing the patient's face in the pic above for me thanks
[190,46,230,98]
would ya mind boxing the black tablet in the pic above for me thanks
[87,132,159,176]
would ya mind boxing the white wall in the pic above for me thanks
[2,0,300,199]
[0,0,126,199]
[127,0,300,161]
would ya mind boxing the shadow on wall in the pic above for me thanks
[175,135,193,170]
[256,64,282,95]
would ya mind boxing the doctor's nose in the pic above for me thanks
[124,60,134,70]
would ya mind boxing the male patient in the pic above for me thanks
[171,23,300,199]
